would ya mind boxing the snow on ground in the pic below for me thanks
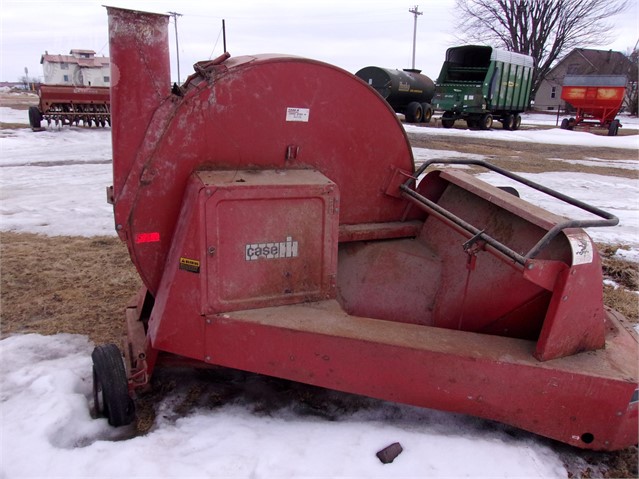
[408,112,639,151]
[0,112,636,246]
[0,105,30,124]
[521,112,639,129]
[407,113,639,258]
[546,156,639,171]
[411,147,485,165]
[0,334,567,478]
[0,162,114,236]
[406,122,639,150]
[476,171,639,262]
[1,106,638,478]
[0,124,113,236]
[0,125,112,167]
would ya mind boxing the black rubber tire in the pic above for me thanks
[405,102,423,123]
[28,106,42,129]
[502,114,515,130]
[441,117,455,128]
[92,343,135,427]
[560,118,569,130]
[608,120,619,136]
[480,113,493,130]
[512,114,522,131]
[421,103,432,123]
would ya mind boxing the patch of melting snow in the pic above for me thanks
[546,156,639,171]
[0,333,569,479]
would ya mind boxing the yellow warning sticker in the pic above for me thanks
[180,257,200,273]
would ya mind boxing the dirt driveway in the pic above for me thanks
[407,127,638,178]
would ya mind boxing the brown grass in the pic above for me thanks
[0,232,140,344]
[597,244,639,322]
[0,91,38,109]
[0,121,29,130]
[2,233,636,341]
[600,245,639,291]
[602,285,639,323]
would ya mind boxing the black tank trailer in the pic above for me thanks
[355,67,435,123]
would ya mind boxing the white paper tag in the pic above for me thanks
[286,107,310,122]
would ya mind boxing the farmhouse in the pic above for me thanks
[534,48,634,111]
[40,49,110,86]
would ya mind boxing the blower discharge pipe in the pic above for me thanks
[106,7,171,199]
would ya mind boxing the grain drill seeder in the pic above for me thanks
[92,7,638,452]
[28,85,110,130]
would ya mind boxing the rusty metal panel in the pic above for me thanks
[337,238,441,326]
[437,170,568,231]
[107,6,418,295]
[201,169,338,312]
[202,300,638,451]
[104,7,638,452]
[419,180,559,338]
[106,6,171,238]
[337,221,422,242]
[532,229,606,360]
[39,85,110,108]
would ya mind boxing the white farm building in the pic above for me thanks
[40,49,110,86]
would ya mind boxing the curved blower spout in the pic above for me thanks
[106,6,171,198]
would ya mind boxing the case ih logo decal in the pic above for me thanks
[245,236,299,261]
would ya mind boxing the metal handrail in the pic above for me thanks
[400,159,619,264]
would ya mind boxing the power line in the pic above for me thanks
[184,8,404,21]
[168,11,183,83]
[209,25,224,60]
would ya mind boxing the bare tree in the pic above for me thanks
[625,46,638,116]
[454,0,630,97]
[18,76,30,90]
[17,75,41,91]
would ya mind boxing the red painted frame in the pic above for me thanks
[107,7,638,451]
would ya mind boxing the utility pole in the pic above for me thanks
[409,5,422,70]
[168,11,183,83]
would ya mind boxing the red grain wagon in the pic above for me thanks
[560,75,627,136]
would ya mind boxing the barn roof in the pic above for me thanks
[550,48,633,77]
[40,51,110,68]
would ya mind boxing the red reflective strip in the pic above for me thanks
[135,232,160,244]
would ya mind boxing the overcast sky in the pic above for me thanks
[1,0,637,84]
